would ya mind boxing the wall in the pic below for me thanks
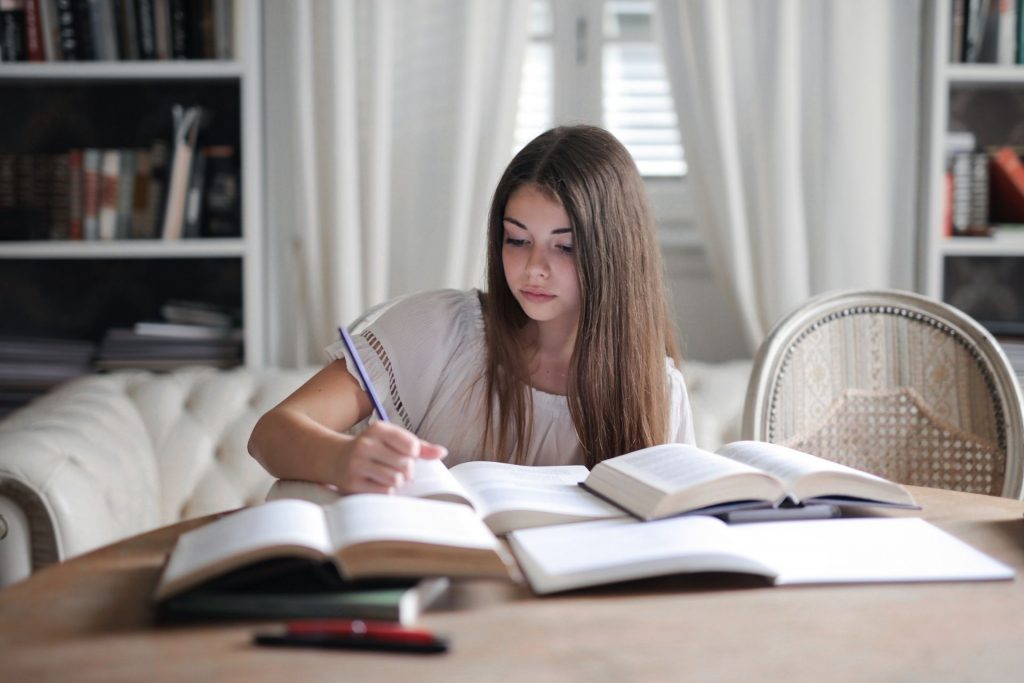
[662,241,750,363]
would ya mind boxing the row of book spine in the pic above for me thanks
[944,146,1024,236]
[0,0,233,62]
[950,0,1024,64]
[0,142,239,241]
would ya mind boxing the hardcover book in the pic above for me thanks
[581,440,918,521]
[158,573,450,626]
[153,495,517,602]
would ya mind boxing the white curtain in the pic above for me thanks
[656,0,922,351]
[263,0,529,366]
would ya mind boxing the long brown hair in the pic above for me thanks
[481,125,680,467]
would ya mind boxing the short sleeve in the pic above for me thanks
[324,289,480,432]
[667,360,696,445]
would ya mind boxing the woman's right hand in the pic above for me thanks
[334,421,448,494]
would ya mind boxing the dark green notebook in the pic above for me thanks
[156,558,449,625]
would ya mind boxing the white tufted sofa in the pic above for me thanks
[0,360,749,587]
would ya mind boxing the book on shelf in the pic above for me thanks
[0,0,28,62]
[50,152,70,239]
[200,144,239,236]
[82,148,101,240]
[67,148,84,239]
[97,148,120,240]
[0,142,233,242]
[948,150,993,237]
[54,0,78,60]
[157,570,450,626]
[95,325,242,370]
[72,0,95,59]
[580,441,918,521]
[182,139,206,237]
[0,0,232,61]
[507,515,1014,595]
[0,334,95,409]
[116,0,140,61]
[160,299,237,327]
[133,320,241,340]
[152,495,517,603]
[23,0,44,61]
[161,104,203,240]
[270,459,629,537]
[115,149,136,238]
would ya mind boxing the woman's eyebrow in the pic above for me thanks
[503,217,572,234]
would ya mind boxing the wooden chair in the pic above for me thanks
[743,289,1024,498]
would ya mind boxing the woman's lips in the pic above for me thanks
[522,289,555,303]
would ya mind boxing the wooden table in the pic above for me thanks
[2,486,1023,683]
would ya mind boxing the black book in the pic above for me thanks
[134,0,156,59]
[54,0,79,60]
[167,0,186,58]
[0,0,27,61]
[157,558,450,625]
[69,0,94,59]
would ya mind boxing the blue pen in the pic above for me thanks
[338,326,390,423]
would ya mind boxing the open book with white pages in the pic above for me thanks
[506,516,1015,595]
[268,458,628,535]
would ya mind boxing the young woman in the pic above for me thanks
[248,125,694,493]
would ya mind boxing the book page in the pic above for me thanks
[715,441,848,482]
[449,461,622,521]
[154,500,333,600]
[393,457,473,507]
[323,494,500,551]
[602,443,768,493]
[729,518,1014,585]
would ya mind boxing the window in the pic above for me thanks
[514,0,686,178]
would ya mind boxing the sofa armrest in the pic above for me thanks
[0,376,162,585]
[0,366,314,588]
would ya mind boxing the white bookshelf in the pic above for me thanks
[919,0,1024,313]
[0,238,246,259]
[0,5,265,366]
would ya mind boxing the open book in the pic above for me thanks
[581,440,918,520]
[153,494,516,602]
[269,459,628,535]
[508,516,1014,595]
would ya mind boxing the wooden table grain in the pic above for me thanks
[1,486,1023,683]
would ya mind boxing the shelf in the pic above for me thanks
[0,239,246,260]
[940,231,1024,257]
[0,61,244,82]
[947,64,1024,87]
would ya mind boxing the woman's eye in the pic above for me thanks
[505,237,527,247]
[557,244,575,255]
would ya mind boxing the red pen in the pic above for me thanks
[286,619,437,644]
[253,619,449,654]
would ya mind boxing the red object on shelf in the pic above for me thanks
[989,147,1024,223]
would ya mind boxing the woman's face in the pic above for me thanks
[501,184,580,332]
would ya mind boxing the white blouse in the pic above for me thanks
[325,289,695,467]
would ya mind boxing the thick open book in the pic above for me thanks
[153,494,516,602]
[269,459,627,535]
[508,516,1014,595]
[581,440,918,520]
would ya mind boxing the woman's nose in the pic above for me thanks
[525,247,550,277]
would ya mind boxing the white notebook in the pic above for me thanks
[507,516,1015,595]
